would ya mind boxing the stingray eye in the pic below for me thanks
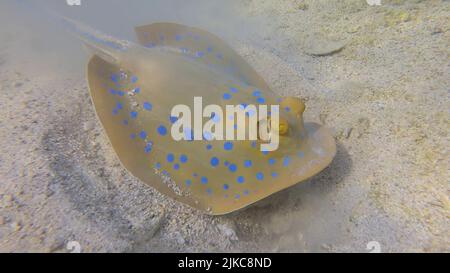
[258,117,289,138]
[280,97,305,118]
[273,117,289,135]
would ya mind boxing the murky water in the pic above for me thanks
[1,0,448,252]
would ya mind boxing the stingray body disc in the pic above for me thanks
[86,23,336,215]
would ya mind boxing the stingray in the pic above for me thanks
[61,17,336,215]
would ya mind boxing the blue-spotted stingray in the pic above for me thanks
[62,17,336,215]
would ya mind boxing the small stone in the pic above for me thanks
[430,27,443,35]
[83,121,95,131]
[174,232,186,245]
[297,3,308,10]
[2,194,13,208]
[357,118,371,138]
[321,243,332,251]
[384,10,411,26]
[304,34,348,56]
[217,222,238,241]
[343,127,353,139]
[10,221,21,232]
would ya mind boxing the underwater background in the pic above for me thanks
[0,0,448,252]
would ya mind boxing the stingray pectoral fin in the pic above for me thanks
[86,55,206,211]
[134,22,270,91]
[214,122,336,215]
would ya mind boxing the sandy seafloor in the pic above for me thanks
[0,0,448,252]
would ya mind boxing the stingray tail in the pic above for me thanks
[15,0,131,64]
[56,15,130,64]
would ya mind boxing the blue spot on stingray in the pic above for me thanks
[130,111,138,119]
[297,151,305,158]
[109,89,117,95]
[139,130,147,139]
[144,142,152,153]
[185,179,192,186]
[251,141,257,148]
[229,87,238,93]
[207,46,213,52]
[224,161,230,166]
[237,176,245,184]
[118,91,125,96]
[131,76,138,83]
[223,184,229,190]
[123,119,128,125]
[167,153,175,163]
[170,116,178,124]
[224,142,233,151]
[252,90,261,97]
[134,87,140,94]
[206,188,212,195]
[196,51,205,57]
[157,125,167,136]
[206,144,212,150]
[210,157,219,167]
[143,102,152,111]
[223,93,231,100]
[173,163,180,170]
[116,102,123,110]
[175,34,183,41]
[111,74,119,83]
[262,151,269,155]
[285,107,291,112]
[243,190,249,196]
[256,172,264,181]
[246,108,256,117]
[283,156,291,166]
[180,154,188,163]
[244,160,252,168]
[155,162,161,169]
[271,172,278,178]
[184,127,194,141]
[211,112,221,123]
[239,103,248,110]
[228,164,237,173]
[112,109,118,115]
[201,176,208,184]
[235,194,241,199]
[269,158,276,165]
[130,133,136,139]
[257,97,266,104]
[203,131,213,141]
